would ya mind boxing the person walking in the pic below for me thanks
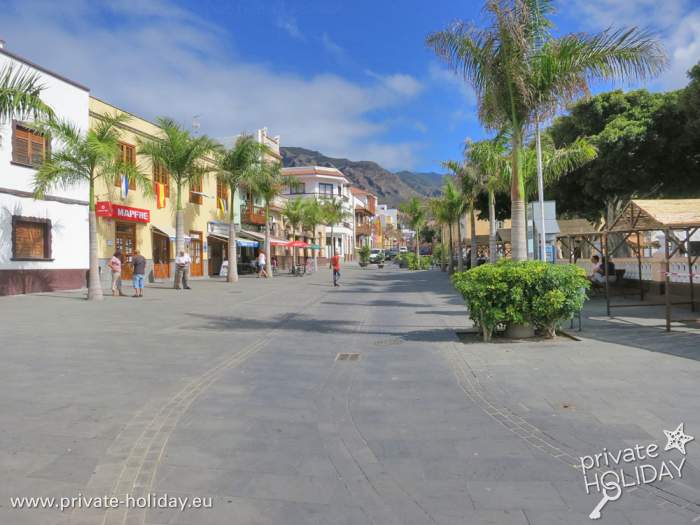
[175,250,192,290]
[257,249,268,278]
[108,250,124,297]
[331,250,341,287]
[131,250,147,297]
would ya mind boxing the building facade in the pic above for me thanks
[352,188,377,249]
[0,46,90,295]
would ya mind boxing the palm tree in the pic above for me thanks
[399,197,426,259]
[301,198,324,273]
[137,118,218,285]
[251,160,283,278]
[282,197,305,270]
[429,178,464,273]
[427,0,665,260]
[444,161,483,269]
[213,134,272,282]
[321,197,349,265]
[33,114,151,300]
[465,136,510,262]
[0,64,54,122]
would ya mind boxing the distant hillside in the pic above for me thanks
[281,147,443,207]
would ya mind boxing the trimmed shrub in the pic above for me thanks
[452,261,589,341]
[402,253,431,270]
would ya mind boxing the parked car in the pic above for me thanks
[399,247,408,253]
[369,249,384,263]
[386,249,398,260]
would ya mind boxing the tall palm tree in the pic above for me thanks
[282,197,305,270]
[213,134,272,282]
[427,0,665,260]
[251,160,283,278]
[321,197,349,265]
[429,178,464,273]
[137,117,218,285]
[399,197,426,259]
[301,198,324,272]
[465,136,510,262]
[33,114,151,300]
[445,161,483,269]
[0,64,54,122]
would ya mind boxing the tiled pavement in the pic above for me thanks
[0,265,698,524]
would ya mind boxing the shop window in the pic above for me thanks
[12,122,48,167]
[153,162,170,197]
[115,142,136,189]
[190,178,203,205]
[12,216,51,260]
[216,178,228,202]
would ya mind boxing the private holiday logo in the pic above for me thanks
[580,423,694,520]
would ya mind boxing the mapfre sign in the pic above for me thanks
[96,202,150,223]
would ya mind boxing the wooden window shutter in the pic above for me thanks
[12,217,50,259]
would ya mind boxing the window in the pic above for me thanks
[190,178,203,205]
[288,181,305,194]
[319,183,334,195]
[216,178,228,202]
[12,122,48,167]
[115,142,136,189]
[12,216,51,260]
[153,162,170,197]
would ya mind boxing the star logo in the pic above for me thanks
[664,423,694,455]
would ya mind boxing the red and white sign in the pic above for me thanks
[96,201,150,223]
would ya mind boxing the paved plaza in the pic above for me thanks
[1,265,699,524]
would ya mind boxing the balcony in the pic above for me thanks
[241,205,266,226]
[356,223,372,236]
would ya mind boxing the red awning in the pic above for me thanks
[270,239,290,246]
[286,240,310,248]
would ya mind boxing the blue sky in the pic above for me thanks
[0,0,698,172]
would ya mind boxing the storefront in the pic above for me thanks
[96,201,150,281]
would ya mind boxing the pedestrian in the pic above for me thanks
[331,249,341,287]
[131,249,147,297]
[108,249,124,297]
[175,250,192,290]
[257,249,268,278]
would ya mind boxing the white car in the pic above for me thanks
[369,249,384,263]
[399,247,408,253]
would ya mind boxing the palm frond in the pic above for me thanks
[0,64,55,122]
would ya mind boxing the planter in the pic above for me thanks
[359,261,368,268]
[504,323,535,339]
[399,261,408,269]
[377,263,384,269]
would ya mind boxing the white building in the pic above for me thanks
[281,166,355,260]
[0,45,90,295]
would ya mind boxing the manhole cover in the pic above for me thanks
[336,353,361,362]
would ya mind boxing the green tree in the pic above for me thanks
[0,64,54,122]
[213,134,272,282]
[250,160,283,278]
[301,198,324,272]
[427,0,664,260]
[33,114,151,300]
[282,198,305,269]
[399,197,427,259]
[137,118,218,285]
[429,178,464,273]
[321,197,349,265]
[444,161,480,269]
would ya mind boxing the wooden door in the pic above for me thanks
[189,231,203,277]
[152,232,170,279]
[115,222,136,279]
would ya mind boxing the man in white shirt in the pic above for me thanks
[175,250,192,290]
[257,249,268,278]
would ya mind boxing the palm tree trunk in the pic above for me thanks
[87,179,103,300]
[448,222,454,274]
[415,226,420,259]
[175,182,185,286]
[265,202,272,279]
[313,226,318,272]
[470,204,478,268]
[488,189,497,263]
[456,218,464,272]
[227,189,238,282]
[329,225,334,267]
[510,130,527,261]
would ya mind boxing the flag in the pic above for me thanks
[156,183,166,209]
[217,197,228,219]
[120,175,129,199]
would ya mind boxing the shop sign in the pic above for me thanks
[96,201,150,223]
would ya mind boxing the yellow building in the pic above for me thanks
[90,97,233,286]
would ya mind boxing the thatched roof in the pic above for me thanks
[497,228,511,243]
[557,219,598,236]
[609,199,700,231]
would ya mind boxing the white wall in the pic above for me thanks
[0,50,90,272]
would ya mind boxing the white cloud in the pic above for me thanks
[321,32,346,61]
[0,0,423,169]
[563,0,700,89]
[428,62,476,105]
[366,70,424,98]
[275,15,304,41]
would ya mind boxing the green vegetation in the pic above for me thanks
[452,261,589,341]
[359,245,371,266]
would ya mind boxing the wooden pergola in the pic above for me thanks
[556,199,700,331]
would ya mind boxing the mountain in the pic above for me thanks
[280,147,443,207]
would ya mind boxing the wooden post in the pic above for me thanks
[568,235,573,264]
[636,231,644,302]
[664,229,671,332]
[687,228,695,313]
[604,233,611,316]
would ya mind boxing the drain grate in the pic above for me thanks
[336,353,361,362]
